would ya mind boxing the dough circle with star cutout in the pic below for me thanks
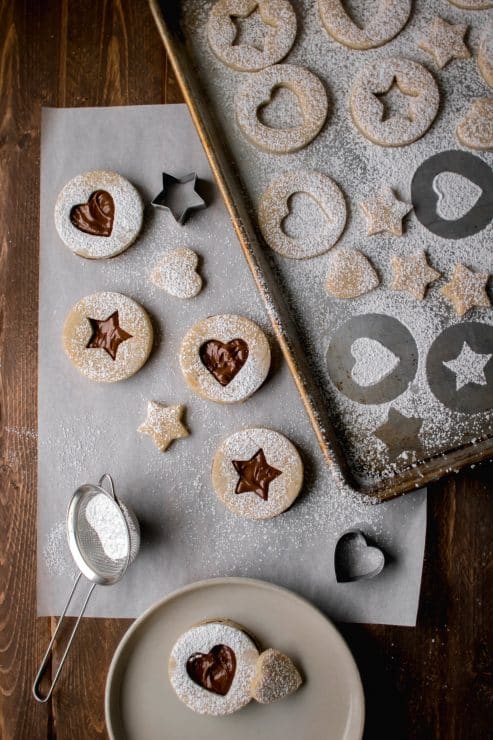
[55,170,143,259]
[235,64,328,153]
[318,0,411,50]
[258,169,346,258]
[212,427,303,520]
[350,57,440,147]
[180,314,271,404]
[63,291,153,382]
[207,0,297,72]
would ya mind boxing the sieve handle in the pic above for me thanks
[32,573,96,703]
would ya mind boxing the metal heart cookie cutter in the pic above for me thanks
[33,474,140,702]
[334,528,385,583]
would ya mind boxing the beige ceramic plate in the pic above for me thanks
[105,578,365,740]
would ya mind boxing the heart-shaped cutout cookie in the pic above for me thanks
[251,649,302,704]
[335,530,385,583]
[456,98,493,152]
[70,190,114,237]
[186,644,236,696]
[258,84,304,129]
[200,338,249,386]
[350,337,400,387]
[432,171,483,221]
[150,248,202,299]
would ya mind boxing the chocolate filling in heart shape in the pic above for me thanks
[70,190,115,237]
[186,644,236,695]
[200,339,249,386]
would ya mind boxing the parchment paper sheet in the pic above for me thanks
[37,105,426,625]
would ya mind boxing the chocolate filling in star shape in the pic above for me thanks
[86,310,132,361]
[232,448,282,501]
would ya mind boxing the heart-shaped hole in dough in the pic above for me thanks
[432,171,483,222]
[281,191,332,240]
[350,337,400,387]
[257,84,304,129]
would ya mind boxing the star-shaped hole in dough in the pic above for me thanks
[375,78,417,123]
[440,263,491,317]
[390,250,441,300]
[374,408,424,462]
[360,187,412,237]
[138,401,189,452]
[232,448,282,501]
[443,342,492,391]
[419,17,470,69]
[232,7,268,52]
[86,310,132,361]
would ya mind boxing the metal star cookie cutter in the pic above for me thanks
[151,172,206,225]
[334,528,385,583]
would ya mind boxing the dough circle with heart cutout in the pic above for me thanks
[318,0,412,50]
[258,169,347,258]
[235,64,328,153]
[63,291,153,382]
[212,427,304,520]
[169,619,260,716]
[179,314,271,403]
[54,170,143,258]
[207,0,297,72]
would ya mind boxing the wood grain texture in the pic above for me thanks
[0,0,491,738]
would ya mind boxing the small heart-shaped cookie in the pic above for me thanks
[151,248,202,299]
[456,98,493,151]
[325,248,379,299]
[250,649,302,704]
[335,530,385,583]
[200,338,249,386]
[186,644,236,696]
[70,190,114,236]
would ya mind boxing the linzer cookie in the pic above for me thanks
[212,427,303,520]
[55,170,143,258]
[179,314,271,403]
[63,291,153,382]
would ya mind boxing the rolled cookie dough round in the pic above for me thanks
[179,314,271,403]
[318,0,411,50]
[63,291,153,382]
[55,170,143,259]
[447,0,492,8]
[350,57,440,147]
[207,0,297,71]
[258,169,346,258]
[235,63,328,153]
[169,619,260,716]
[212,427,304,520]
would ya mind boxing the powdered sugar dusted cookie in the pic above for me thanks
[258,169,346,258]
[212,427,303,520]
[479,23,493,87]
[350,57,440,147]
[446,0,492,8]
[360,186,412,236]
[251,649,302,704]
[440,263,491,316]
[391,251,441,300]
[63,292,153,382]
[456,98,493,151]
[180,314,271,403]
[235,64,328,153]
[207,0,297,71]
[150,248,202,299]
[325,248,379,299]
[55,171,143,259]
[419,17,469,69]
[318,0,411,50]
[169,619,260,716]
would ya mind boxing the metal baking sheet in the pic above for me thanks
[150,0,493,499]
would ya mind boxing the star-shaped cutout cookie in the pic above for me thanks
[374,408,424,462]
[390,251,441,300]
[151,172,206,225]
[440,264,491,317]
[86,310,132,361]
[419,17,470,69]
[138,401,189,452]
[360,187,412,237]
[443,342,492,390]
[232,448,281,501]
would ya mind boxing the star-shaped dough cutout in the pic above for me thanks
[232,448,282,501]
[151,172,206,225]
[360,187,412,237]
[440,264,491,317]
[443,342,492,390]
[419,17,470,69]
[390,251,441,300]
[138,401,189,452]
[86,310,132,361]
[374,408,424,462]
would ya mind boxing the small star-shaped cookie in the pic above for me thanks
[374,408,424,462]
[419,17,470,69]
[138,401,189,451]
[440,264,491,317]
[360,187,412,237]
[86,310,132,361]
[232,448,281,501]
[390,251,441,300]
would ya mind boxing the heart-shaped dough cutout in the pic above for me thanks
[335,530,385,583]
[350,337,400,387]
[200,338,249,386]
[186,644,236,695]
[150,248,202,299]
[70,190,114,237]
[250,649,302,704]
[281,191,332,240]
[456,98,493,152]
[432,171,483,221]
[326,248,379,299]
[258,84,304,129]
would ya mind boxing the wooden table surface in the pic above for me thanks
[1,1,492,737]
